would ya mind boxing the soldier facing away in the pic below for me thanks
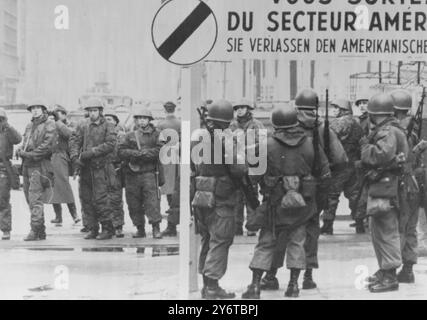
[242,103,330,299]
[69,98,118,240]
[118,107,164,239]
[229,99,265,237]
[321,99,365,234]
[192,100,248,299]
[0,108,22,240]
[17,101,56,241]
[362,93,409,293]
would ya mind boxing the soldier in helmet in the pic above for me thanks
[48,105,80,226]
[0,108,22,240]
[16,100,56,241]
[356,98,370,136]
[69,98,118,240]
[229,99,265,237]
[157,101,181,237]
[391,90,421,284]
[104,108,126,238]
[362,93,408,293]
[192,99,248,299]
[242,104,330,299]
[259,89,347,292]
[118,107,164,239]
[321,99,365,234]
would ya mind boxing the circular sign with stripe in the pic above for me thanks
[151,0,218,66]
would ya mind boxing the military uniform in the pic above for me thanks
[192,100,248,299]
[362,93,409,293]
[20,103,56,241]
[0,108,22,240]
[118,108,163,239]
[69,99,117,240]
[242,103,330,299]
[322,100,364,233]
[157,102,181,237]
[229,99,265,236]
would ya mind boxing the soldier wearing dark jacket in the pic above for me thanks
[157,101,181,237]
[391,90,421,284]
[356,98,370,136]
[192,100,248,299]
[69,98,117,240]
[321,99,365,234]
[48,105,80,226]
[229,99,265,237]
[0,108,22,240]
[118,107,164,239]
[260,89,347,292]
[104,108,126,238]
[17,101,56,241]
[242,104,330,299]
[362,93,409,293]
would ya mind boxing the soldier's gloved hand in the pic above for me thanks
[80,150,95,160]
[413,139,427,155]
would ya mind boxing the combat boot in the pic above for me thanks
[260,268,279,291]
[285,268,301,298]
[80,226,90,233]
[37,226,46,240]
[133,225,146,238]
[246,231,257,237]
[302,269,317,290]
[320,220,333,235]
[366,269,383,285]
[152,223,162,239]
[51,204,63,226]
[161,222,177,237]
[397,263,415,283]
[235,226,244,236]
[242,269,263,299]
[96,222,114,240]
[84,229,99,240]
[68,203,81,225]
[115,226,124,238]
[204,278,236,300]
[369,269,399,293]
[201,275,208,299]
[2,231,11,240]
[24,230,40,241]
[355,219,366,234]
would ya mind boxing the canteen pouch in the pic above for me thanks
[301,175,317,200]
[367,196,394,217]
[368,174,398,199]
[192,176,217,209]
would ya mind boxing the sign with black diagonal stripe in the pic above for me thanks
[151,0,218,66]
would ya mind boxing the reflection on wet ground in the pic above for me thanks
[21,245,179,257]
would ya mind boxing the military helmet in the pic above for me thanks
[206,100,234,124]
[391,90,412,111]
[27,98,48,112]
[331,99,352,112]
[271,104,298,129]
[83,98,104,111]
[54,104,68,115]
[355,98,369,106]
[233,99,255,111]
[133,107,154,120]
[0,107,7,120]
[163,101,176,112]
[294,89,318,110]
[104,108,120,123]
[367,93,394,115]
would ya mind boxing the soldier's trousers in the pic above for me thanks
[166,173,180,226]
[324,166,360,221]
[79,165,114,230]
[197,206,235,280]
[250,225,306,271]
[125,171,161,227]
[370,208,402,270]
[111,169,124,229]
[234,190,256,231]
[399,193,420,265]
[23,165,47,230]
[0,168,11,232]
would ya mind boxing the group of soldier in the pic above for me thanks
[193,88,427,299]
[0,98,181,242]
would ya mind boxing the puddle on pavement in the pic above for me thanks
[20,245,179,257]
